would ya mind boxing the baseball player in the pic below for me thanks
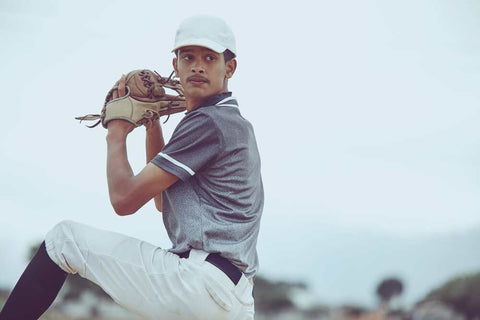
[0,14,263,320]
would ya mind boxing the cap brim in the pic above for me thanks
[172,38,226,53]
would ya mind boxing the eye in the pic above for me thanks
[182,54,193,61]
[206,55,217,61]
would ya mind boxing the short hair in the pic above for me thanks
[223,49,235,62]
[175,49,236,63]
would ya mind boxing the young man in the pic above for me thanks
[0,15,263,320]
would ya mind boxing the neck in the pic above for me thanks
[185,88,229,112]
[185,97,206,112]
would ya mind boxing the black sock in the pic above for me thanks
[0,241,67,320]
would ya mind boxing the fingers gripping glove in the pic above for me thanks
[75,70,186,128]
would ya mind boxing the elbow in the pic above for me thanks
[110,194,138,216]
[112,202,133,216]
[113,204,135,216]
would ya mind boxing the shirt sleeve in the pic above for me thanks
[151,112,223,181]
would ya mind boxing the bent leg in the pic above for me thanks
[41,220,252,319]
[44,220,179,318]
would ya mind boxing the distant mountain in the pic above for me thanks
[257,218,480,308]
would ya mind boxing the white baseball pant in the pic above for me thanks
[44,220,255,320]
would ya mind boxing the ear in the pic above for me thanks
[225,59,237,79]
[172,58,179,77]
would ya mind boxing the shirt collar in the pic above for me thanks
[198,91,233,109]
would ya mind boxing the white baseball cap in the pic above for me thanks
[172,15,237,57]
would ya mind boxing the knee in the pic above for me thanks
[45,220,84,274]
[45,220,83,258]
[49,220,78,237]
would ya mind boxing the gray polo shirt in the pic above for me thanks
[151,92,264,279]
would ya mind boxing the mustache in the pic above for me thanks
[187,75,209,82]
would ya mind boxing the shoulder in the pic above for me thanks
[176,108,218,131]
[169,107,223,148]
[178,106,230,133]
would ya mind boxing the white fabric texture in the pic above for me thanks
[45,220,254,320]
[172,15,237,55]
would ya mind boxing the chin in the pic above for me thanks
[186,88,212,99]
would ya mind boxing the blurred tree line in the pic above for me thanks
[422,272,480,320]
[253,276,303,312]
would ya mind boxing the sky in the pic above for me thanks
[0,0,479,308]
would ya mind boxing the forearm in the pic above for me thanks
[106,131,135,215]
[146,120,165,162]
[145,120,165,211]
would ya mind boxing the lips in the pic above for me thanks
[187,76,208,83]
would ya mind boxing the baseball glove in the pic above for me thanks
[75,69,186,128]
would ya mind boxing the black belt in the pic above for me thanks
[176,251,242,285]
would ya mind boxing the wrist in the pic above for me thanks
[106,128,128,143]
[106,120,134,140]
[145,120,161,132]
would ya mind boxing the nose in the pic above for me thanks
[191,58,205,74]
